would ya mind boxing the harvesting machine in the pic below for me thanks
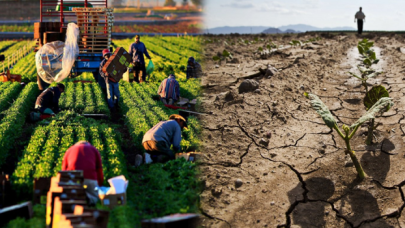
[35,0,114,90]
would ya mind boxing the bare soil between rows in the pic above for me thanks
[199,33,405,228]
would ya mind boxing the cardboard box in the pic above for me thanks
[99,193,126,209]
[102,47,132,82]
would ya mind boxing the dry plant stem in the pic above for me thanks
[333,124,366,179]
[365,119,375,145]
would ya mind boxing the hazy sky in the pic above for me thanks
[203,0,405,30]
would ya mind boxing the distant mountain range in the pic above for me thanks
[207,24,356,34]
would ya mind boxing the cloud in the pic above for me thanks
[255,3,306,15]
[221,0,254,8]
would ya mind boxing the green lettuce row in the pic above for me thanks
[74,82,86,112]
[101,125,128,179]
[0,83,39,167]
[161,36,202,54]
[53,126,75,176]
[11,126,49,195]
[119,83,150,150]
[147,37,200,62]
[123,82,160,125]
[89,125,109,185]
[0,82,22,114]
[34,127,60,178]
[92,83,110,115]
[59,82,75,109]
[83,83,96,114]
[10,52,37,83]
[0,81,11,92]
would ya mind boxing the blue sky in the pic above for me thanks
[203,0,405,30]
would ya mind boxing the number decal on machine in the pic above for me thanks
[84,62,90,68]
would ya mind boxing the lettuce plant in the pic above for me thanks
[305,92,394,179]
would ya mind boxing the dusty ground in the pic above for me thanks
[199,33,405,228]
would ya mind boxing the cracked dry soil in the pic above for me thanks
[198,33,405,228]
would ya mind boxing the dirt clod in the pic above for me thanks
[239,79,259,93]
[259,138,270,147]
[235,179,243,188]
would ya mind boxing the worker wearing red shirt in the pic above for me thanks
[62,141,104,205]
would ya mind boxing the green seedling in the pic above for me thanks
[348,66,382,93]
[304,92,394,179]
[258,47,264,52]
[212,49,233,61]
[357,38,379,67]
[289,40,302,47]
[267,43,277,50]
[363,85,391,145]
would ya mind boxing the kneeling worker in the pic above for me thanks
[139,114,187,165]
[35,83,65,115]
[62,141,104,205]
[158,74,180,105]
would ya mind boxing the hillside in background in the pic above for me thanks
[207,24,356,34]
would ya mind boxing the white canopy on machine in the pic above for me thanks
[35,23,80,84]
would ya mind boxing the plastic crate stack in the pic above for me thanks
[46,171,109,228]
[72,7,114,53]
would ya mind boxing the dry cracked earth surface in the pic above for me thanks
[198,33,405,228]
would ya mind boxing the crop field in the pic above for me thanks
[0,36,203,227]
[199,33,405,227]
[0,21,202,34]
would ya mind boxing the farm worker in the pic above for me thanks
[158,74,180,105]
[35,83,65,115]
[100,48,120,111]
[355,7,366,35]
[62,141,104,206]
[186,56,203,79]
[129,35,152,83]
[140,114,188,164]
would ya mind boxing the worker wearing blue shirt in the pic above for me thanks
[129,35,151,83]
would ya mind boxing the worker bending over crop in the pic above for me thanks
[35,83,65,115]
[62,141,104,206]
[158,74,180,105]
[186,56,203,79]
[129,35,152,83]
[100,49,120,111]
[137,114,187,166]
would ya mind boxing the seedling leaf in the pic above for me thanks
[373,59,380,64]
[358,45,364,55]
[212,56,220,61]
[305,93,337,129]
[363,58,372,66]
[222,50,231,57]
[363,85,389,109]
[370,52,377,60]
[348,72,363,81]
[351,97,394,129]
